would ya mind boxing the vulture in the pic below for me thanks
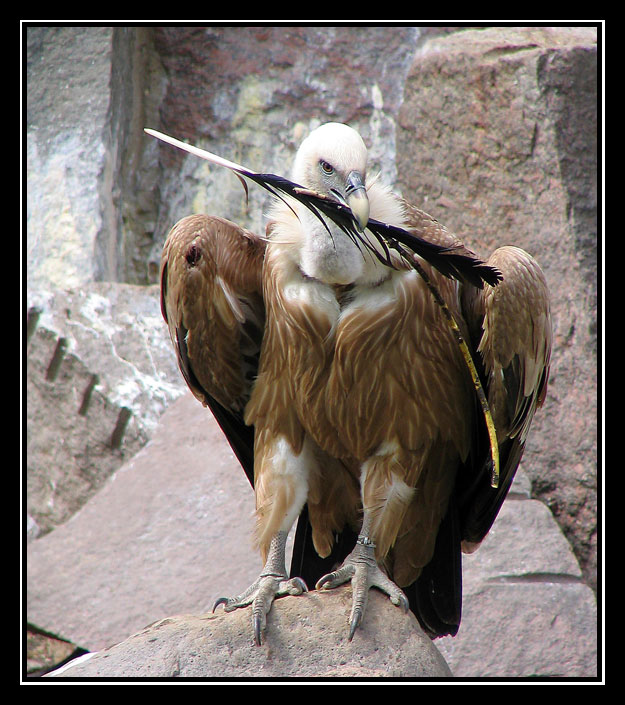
[152,122,551,645]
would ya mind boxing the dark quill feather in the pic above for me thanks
[144,129,501,289]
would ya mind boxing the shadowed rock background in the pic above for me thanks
[25,25,599,679]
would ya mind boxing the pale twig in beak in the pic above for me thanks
[345,170,370,232]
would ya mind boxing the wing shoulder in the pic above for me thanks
[160,214,266,413]
[399,198,465,250]
[464,245,552,442]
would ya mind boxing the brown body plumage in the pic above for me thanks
[158,123,551,641]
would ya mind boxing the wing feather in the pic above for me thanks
[458,245,552,546]
[160,214,266,484]
[386,208,551,634]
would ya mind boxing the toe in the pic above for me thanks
[279,576,309,596]
[315,564,355,590]
[370,571,410,612]
[251,575,304,646]
[315,546,410,640]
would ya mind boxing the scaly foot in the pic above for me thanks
[212,531,308,645]
[316,534,409,640]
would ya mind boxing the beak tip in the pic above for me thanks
[345,170,370,232]
[349,195,370,232]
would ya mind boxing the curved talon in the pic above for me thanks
[394,592,410,613]
[253,595,269,647]
[212,596,229,612]
[348,608,363,641]
[289,577,309,594]
[315,564,355,591]
[254,614,263,647]
[315,573,335,590]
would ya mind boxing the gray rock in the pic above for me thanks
[26,282,185,537]
[26,27,115,290]
[46,590,452,678]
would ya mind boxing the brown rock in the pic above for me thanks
[46,590,452,679]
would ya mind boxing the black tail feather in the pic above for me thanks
[405,496,463,639]
[145,130,501,289]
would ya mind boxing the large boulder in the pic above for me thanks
[46,590,452,678]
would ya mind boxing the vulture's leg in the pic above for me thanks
[213,434,313,645]
[213,531,307,645]
[315,512,409,640]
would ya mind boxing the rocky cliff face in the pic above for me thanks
[25,25,599,679]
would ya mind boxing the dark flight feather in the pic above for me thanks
[145,129,501,289]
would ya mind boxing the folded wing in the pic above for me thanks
[160,214,266,485]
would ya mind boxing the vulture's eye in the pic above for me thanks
[319,160,334,175]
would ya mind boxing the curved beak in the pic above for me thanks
[345,170,370,232]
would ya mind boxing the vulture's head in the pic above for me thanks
[286,122,394,286]
[292,122,370,233]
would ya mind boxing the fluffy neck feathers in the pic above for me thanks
[267,178,407,286]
